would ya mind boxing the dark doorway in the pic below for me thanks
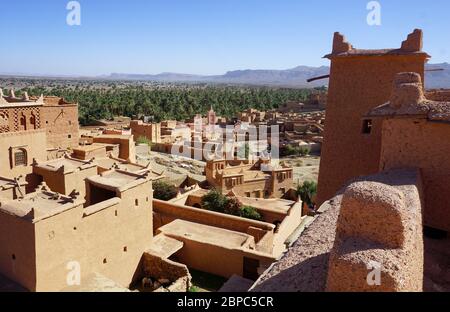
[243,257,260,281]
[88,183,116,206]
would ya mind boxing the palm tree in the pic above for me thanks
[296,181,318,208]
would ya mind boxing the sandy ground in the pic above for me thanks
[280,155,320,187]
[137,150,320,187]
[136,150,207,184]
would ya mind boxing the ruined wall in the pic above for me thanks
[326,171,424,292]
[142,252,191,292]
[380,118,450,232]
[317,31,428,205]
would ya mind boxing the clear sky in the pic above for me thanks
[0,0,449,76]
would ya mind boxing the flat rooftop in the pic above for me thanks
[147,234,184,258]
[87,169,150,192]
[73,143,108,153]
[34,157,95,173]
[0,190,79,222]
[158,219,252,249]
[0,177,26,190]
[236,196,294,214]
[96,157,145,172]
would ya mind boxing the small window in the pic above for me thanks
[362,119,373,134]
[123,247,128,252]
[115,210,118,217]
[103,258,107,264]
[68,134,72,139]
[135,199,139,206]
[14,149,27,167]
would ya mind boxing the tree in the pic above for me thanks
[201,190,262,221]
[153,181,178,201]
[296,181,318,208]
[201,189,229,213]
[136,136,151,146]
[239,206,262,221]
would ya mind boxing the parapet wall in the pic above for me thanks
[252,168,424,292]
[326,169,424,292]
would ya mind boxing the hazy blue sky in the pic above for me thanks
[0,0,449,76]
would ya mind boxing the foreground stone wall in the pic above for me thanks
[326,173,424,291]
[252,169,424,292]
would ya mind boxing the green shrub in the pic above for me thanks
[136,136,151,146]
[239,206,262,221]
[283,145,310,157]
[296,181,318,207]
[201,190,262,221]
[201,189,229,213]
[153,181,178,201]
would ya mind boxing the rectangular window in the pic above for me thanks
[362,119,373,134]
[14,151,26,166]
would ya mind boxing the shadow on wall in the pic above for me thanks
[252,253,330,292]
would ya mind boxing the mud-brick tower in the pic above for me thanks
[317,30,430,205]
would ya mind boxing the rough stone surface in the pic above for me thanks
[326,170,424,292]
[253,169,425,292]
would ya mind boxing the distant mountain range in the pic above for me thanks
[106,63,450,89]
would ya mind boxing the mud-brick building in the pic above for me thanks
[206,158,293,199]
[317,29,430,205]
[0,90,79,179]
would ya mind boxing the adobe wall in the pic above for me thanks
[272,202,303,254]
[0,130,47,179]
[33,166,98,201]
[1,179,153,291]
[93,136,136,162]
[0,212,37,291]
[317,33,427,205]
[170,238,246,279]
[326,171,424,291]
[72,145,107,160]
[130,121,161,143]
[161,234,275,280]
[142,252,191,292]
[380,118,450,232]
[153,199,275,248]
[0,105,41,133]
[41,105,79,149]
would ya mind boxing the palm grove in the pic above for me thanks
[9,80,318,125]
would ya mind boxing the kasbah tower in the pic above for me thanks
[317,29,430,205]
